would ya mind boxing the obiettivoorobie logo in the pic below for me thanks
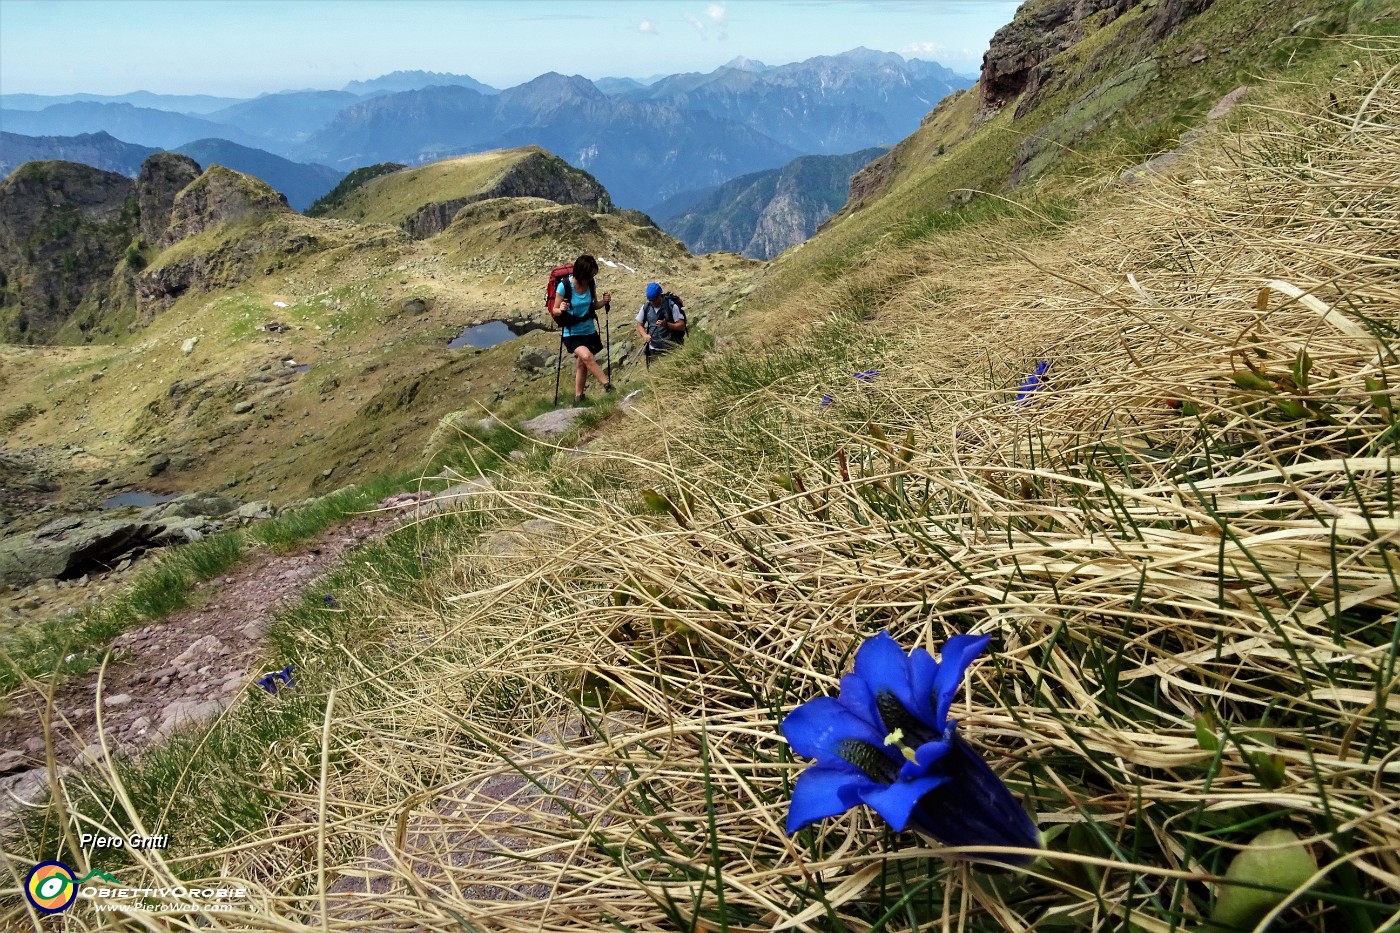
[23,859,246,915]
[24,861,117,914]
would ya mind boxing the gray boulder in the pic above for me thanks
[236,500,275,521]
[153,516,208,545]
[521,407,587,439]
[0,516,164,586]
[515,346,553,373]
[146,491,241,519]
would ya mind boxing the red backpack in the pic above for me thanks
[545,264,573,317]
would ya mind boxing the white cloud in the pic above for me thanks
[686,4,728,40]
[638,19,657,34]
[905,40,981,63]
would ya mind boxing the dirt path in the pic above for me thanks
[0,488,471,817]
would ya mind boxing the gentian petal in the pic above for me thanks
[906,647,938,723]
[853,631,918,725]
[858,773,949,833]
[907,731,1040,866]
[898,735,953,781]
[836,671,881,728]
[932,633,992,728]
[782,696,887,762]
[786,764,878,834]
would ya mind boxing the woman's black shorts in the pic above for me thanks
[563,332,604,355]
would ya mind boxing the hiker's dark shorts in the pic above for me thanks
[564,332,603,355]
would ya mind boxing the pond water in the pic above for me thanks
[448,320,543,350]
[102,490,179,509]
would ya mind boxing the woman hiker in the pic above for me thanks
[553,254,615,403]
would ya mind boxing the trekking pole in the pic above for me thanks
[604,301,612,381]
[553,333,564,406]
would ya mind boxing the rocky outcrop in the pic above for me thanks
[136,151,201,243]
[978,0,1215,118]
[0,514,165,586]
[159,164,291,247]
[0,160,137,342]
[662,149,885,259]
[0,155,295,341]
[402,150,612,239]
[979,0,1133,116]
[137,165,308,312]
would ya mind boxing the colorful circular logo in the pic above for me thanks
[25,861,78,914]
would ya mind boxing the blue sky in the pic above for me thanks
[0,0,1017,97]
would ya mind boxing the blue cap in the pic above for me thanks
[646,282,662,301]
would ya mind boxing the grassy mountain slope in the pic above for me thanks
[304,161,406,216]
[319,147,595,228]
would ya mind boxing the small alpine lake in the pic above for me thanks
[101,490,179,509]
[448,319,547,350]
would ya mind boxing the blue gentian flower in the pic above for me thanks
[854,369,881,382]
[1015,360,1051,407]
[323,594,340,609]
[258,664,296,694]
[781,631,1039,866]
[820,394,835,409]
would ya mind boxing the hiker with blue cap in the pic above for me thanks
[636,282,686,365]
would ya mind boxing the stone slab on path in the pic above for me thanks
[521,407,587,439]
[324,713,640,921]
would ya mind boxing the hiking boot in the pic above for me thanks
[603,382,615,394]
[574,394,587,404]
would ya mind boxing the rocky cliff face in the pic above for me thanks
[137,152,201,243]
[159,164,290,247]
[402,150,612,239]
[979,0,1216,118]
[138,165,299,312]
[979,0,1132,116]
[661,148,885,259]
[0,150,311,337]
[0,160,137,342]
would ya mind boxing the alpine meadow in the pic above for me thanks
[2,0,1400,930]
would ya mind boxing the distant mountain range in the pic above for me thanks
[0,131,342,211]
[0,49,971,214]
[0,131,156,178]
[0,91,245,114]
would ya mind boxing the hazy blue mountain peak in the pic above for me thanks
[342,70,498,96]
[724,56,770,72]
